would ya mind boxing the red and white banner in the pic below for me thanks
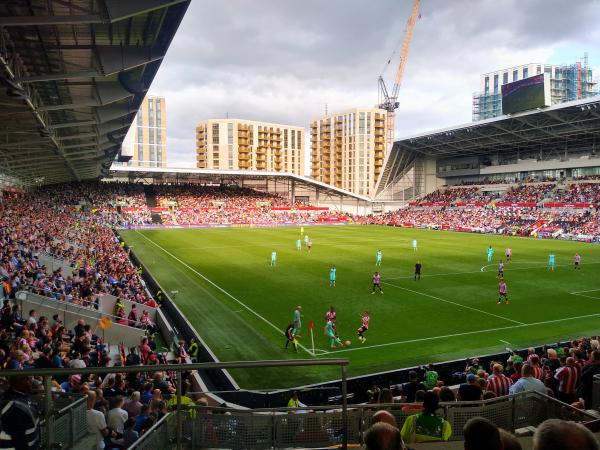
[543,202,596,209]
[495,202,537,208]
[455,202,488,207]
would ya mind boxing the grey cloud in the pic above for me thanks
[150,0,600,169]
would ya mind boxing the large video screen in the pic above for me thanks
[501,73,550,115]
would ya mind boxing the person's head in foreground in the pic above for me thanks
[364,422,405,450]
[463,416,501,450]
[532,419,599,450]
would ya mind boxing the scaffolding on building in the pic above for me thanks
[472,55,598,122]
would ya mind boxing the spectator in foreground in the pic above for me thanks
[532,419,599,450]
[122,418,139,448]
[399,370,426,403]
[86,390,112,450]
[400,391,451,444]
[463,416,501,450]
[371,410,397,427]
[581,350,600,408]
[499,428,523,450]
[509,363,546,395]
[487,363,513,397]
[364,422,407,450]
[458,374,482,401]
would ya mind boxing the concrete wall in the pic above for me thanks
[424,158,445,195]
[16,291,147,347]
[481,156,600,175]
[98,294,157,322]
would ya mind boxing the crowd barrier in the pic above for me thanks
[0,358,348,450]
[176,391,595,449]
[129,412,176,450]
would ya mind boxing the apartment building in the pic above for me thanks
[120,96,167,167]
[310,108,387,197]
[473,57,597,120]
[196,119,304,175]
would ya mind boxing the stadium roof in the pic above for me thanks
[0,0,190,187]
[108,166,373,202]
[394,96,600,158]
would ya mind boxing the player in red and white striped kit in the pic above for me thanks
[357,311,370,344]
[325,306,336,324]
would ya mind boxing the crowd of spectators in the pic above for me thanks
[0,298,201,449]
[552,183,600,204]
[0,185,156,311]
[416,187,499,205]
[357,337,600,447]
[355,206,597,237]
[502,183,556,203]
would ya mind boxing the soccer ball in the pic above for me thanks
[345,340,351,347]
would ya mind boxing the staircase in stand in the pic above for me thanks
[143,185,163,224]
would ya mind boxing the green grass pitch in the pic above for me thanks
[121,225,600,389]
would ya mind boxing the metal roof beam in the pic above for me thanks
[0,16,103,26]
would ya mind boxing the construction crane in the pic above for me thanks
[378,0,421,147]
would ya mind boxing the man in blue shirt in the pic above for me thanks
[509,363,546,395]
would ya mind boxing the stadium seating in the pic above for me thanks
[3,179,600,448]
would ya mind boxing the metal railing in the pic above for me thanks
[0,358,349,450]
[3,361,592,449]
[177,391,597,448]
[128,412,175,450]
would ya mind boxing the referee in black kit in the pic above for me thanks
[414,261,422,280]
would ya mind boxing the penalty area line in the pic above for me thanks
[382,281,525,326]
[315,311,600,356]
[134,230,320,356]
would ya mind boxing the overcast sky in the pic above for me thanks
[147,0,600,173]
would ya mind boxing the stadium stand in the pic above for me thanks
[3,179,600,447]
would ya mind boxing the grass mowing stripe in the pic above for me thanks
[386,261,600,281]
[315,311,600,355]
[134,230,317,356]
[382,281,525,325]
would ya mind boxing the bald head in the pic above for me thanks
[371,410,397,427]
[499,429,522,450]
[364,422,404,450]
[533,419,599,450]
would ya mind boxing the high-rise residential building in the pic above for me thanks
[472,57,598,121]
[120,96,167,167]
[310,108,387,197]
[195,119,304,175]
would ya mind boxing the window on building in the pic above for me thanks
[227,122,233,145]
[523,67,528,78]
[493,74,499,94]
[544,66,552,75]
[503,72,508,85]
[212,123,220,144]
[513,70,518,82]
[537,65,541,75]
[297,131,302,148]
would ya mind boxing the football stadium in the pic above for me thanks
[2,1,600,449]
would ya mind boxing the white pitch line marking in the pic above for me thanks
[382,281,525,326]
[134,230,318,356]
[500,339,511,345]
[570,293,600,301]
[571,288,600,294]
[316,311,600,355]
